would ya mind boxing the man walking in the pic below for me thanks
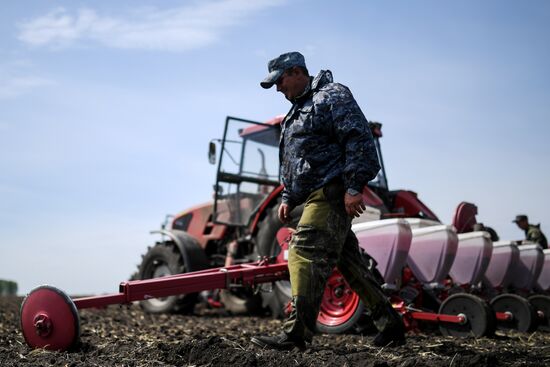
[513,214,548,249]
[251,52,405,350]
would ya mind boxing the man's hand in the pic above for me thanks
[278,203,293,223]
[345,192,365,218]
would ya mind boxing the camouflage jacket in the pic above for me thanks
[279,70,380,207]
[525,224,548,249]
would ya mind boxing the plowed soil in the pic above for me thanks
[1,296,549,367]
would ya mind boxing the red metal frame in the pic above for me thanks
[452,202,478,233]
[73,260,289,310]
[410,312,465,324]
[391,190,439,221]
[172,202,228,248]
[495,311,513,321]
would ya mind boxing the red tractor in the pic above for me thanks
[136,116,462,333]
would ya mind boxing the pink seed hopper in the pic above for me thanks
[449,231,493,286]
[483,241,519,290]
[511,243,544,291]
[535,249,550,292]
[531,249,550,331]
[353,218,412,285]
[407,224,458,285]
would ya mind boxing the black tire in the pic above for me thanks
[219,289,263,315]
[138,242,197,314]
[528,294,550,331]
[491,294,537,332]
[256,202,302,258]
[438,294,495,338]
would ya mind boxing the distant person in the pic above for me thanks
[513,215,548,249]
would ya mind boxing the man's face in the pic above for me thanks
[276,68,306,101]
[516,219,529,230]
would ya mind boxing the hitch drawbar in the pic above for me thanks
[77,261,288,308]
[20,260,288,351]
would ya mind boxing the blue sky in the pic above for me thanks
[1,0,549,295]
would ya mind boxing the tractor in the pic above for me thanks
[22,115,533,352]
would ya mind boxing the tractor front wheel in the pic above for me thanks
[138,242,197,314]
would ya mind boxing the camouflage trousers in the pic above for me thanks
[283,181,402,341]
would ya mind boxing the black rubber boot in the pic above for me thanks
[250,332,306,350]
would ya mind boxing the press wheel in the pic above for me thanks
[491,294,536,332]
[528,294,550,331]
[438,293,494,338]
[20,285,80,351]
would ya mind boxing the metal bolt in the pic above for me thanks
[34,314,52,337]
[457,313,468,325]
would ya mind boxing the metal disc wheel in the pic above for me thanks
[20,285,80,351]
[528,294,550,331]
[316,269,364,334]
[438,293,494,338]
[491,294,537,332]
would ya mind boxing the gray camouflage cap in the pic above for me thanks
[513,214,528,223]
[260,52,306,89]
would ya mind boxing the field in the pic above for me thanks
[1,296,549,367]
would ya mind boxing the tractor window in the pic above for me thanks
[368,137,388,190]
[214,117,281,226]
[369,169,388,189]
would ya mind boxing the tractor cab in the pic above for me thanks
[210,116,281,227]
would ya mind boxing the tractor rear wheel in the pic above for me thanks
[138,242,197,314]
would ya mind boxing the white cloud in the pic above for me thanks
[0,75,53,99]
[17,0,285,51]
